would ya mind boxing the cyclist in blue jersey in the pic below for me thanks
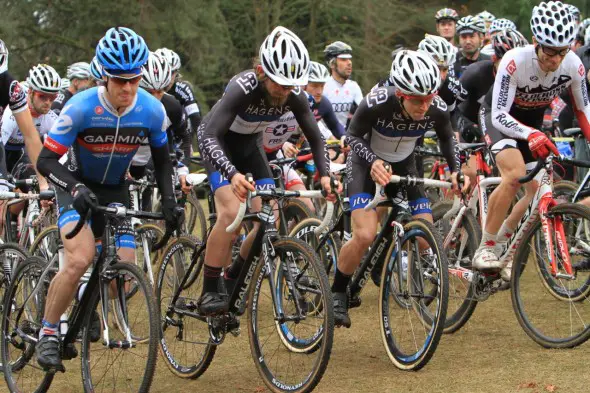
[35,27,180,372]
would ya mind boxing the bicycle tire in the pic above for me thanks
[28,225,59,261]
[511,202,590,348]
[80,262,158,392]
[432,201,480,334]
[248,237,334,393]
[1,256,54,393]
[379,218,448,371]
[155,236,216,379]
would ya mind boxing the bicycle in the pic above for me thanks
[293,171,451,371]
[1,203,175,392]
[156,178,335,393]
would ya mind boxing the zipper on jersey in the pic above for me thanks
[101,114,121,184]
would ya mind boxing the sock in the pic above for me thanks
[331,268,352,293]
[497,222,515,243]
[480,231,497,248]
[225,255,245,280]
[202,265,222,294]
[40,319,58,338]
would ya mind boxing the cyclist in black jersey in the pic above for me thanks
[51,62,94,115]
[333,50,462,327]
[196,26,338,315]
[156,47,202,139]
[455,16,491,78]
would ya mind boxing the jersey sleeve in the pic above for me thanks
[291,89,330,177]
[0,108,17,145]
[51,92,66,115]
[345,89,384,165]
[43,102,83,156]
[353,82,363,105]
[568,56,590,141]
[433,99,460,173]
[7,78,27,114]
[149,101,169,148]
[197,71,256,180]
[490,53,535,139]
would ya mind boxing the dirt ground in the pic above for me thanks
[42,282,589,393]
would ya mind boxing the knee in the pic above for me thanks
[501,168,526,192]
[352,227,376,249]
[63,249,94,280]
[216,204,240,227]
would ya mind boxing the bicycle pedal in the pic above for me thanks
[349,295,361,309]
[48,364,66,374]
[62,343,78,360]
[227,316,241,336]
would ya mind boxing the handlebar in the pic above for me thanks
[364,175,452,211]
[0,189,55,201]
[518,155,590,185]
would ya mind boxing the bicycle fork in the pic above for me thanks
[539,196,574,279]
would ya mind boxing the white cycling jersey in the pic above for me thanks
[323,76,363,128]
[490,45,590,139]
[1,106,57,149]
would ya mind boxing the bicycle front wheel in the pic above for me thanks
[512,203,590,348]
[248,237,334,393]
[379,219,448,371]
[80,262,158,392]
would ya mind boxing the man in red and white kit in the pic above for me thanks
[473,1,590,281]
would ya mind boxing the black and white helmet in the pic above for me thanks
[61,78,71,90]
[0,40,7,74]
[476,10,496,23]
[492,29,529,59]
[531,1,577,47]
[308,61,330,83]
[457,15,486,35]
[566,4,581,22]
[390,50,441,96]
[418,34,457,68]
[489,18,517,34]
[155,48,181,72]
[27,64,61,93]
[585,24,590,45]
[66,62,91,80]
[323,41,353,63]
[140,52,172,91]
[259,26,310,86]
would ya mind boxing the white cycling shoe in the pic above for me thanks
[472,247,504,271]
[500,260,512,282]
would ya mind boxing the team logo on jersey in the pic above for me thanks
[506,59,517,75]
[9,81,25,103]
[94,106,104,115]
[135,105,143,113]
[530,76,539,82]
[266,123,295,136]
[579,64,585,77]
[53,113,73,135]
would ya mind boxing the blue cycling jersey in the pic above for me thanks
[44,86,168,186]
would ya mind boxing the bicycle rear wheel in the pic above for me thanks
[248,237,333,393]
[379,219,448,371]
[1,256,54,393]
[80,262,158,392]
[512,203,590,348]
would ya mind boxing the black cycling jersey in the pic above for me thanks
[346,85,459,172]
[457,60,496,127]
[51,89,74,115]
[197,69,329,181]
[312,96,345,138]
[170,79,201,134]
[454,51,491,78]
[161,93,190,164]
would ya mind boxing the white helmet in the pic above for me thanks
[531,1,577,47]
[457,15,487,35]
[66,62,91,80]
[418,34,457,68]
[140,52,172,91]
[61,78,71,90]
[259,26,310,86]
[27,64,61,93]
[489,18,517,34]
[20,80,29,92]
[476,10,496,23]
[586,25,590,46]
[480,44,496,57]
[390,50,441,96]
[0,40,7,74]
[155,48,181,72]
[566,4,581,21]
[308,61,330,83]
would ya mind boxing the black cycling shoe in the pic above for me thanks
[36,335,65,372]
[197,292,229,316]
[333,292,351,328]
[573,258,590,272]
[89,310,101,343]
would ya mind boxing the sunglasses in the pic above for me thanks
[34,92,58,101]
[108,74,142,85]
[398,91,438,105]
[539,45,569,57]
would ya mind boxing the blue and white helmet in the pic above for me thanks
[489,18,517,35]
[90,56,103,81]
[96,27,149,74]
